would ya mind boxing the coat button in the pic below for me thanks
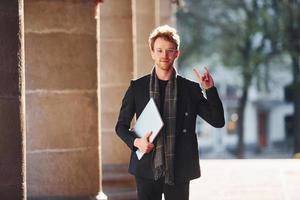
[185,112,188,116]
[183,129,187,133]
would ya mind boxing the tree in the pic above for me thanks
[177,0,282,158]
[278,0,300,154]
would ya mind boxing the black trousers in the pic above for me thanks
[135,176,190,200]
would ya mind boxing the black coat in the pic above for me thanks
[115,74,225,183]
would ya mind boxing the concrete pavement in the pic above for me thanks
[189,159,300,200]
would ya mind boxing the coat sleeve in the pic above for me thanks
[115,81,139,151]
[193,83,225,128]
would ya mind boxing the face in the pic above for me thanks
[151,37,179,72]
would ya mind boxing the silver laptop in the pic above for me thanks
[133,98,164,160]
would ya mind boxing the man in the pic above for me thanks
[115,25,225,200]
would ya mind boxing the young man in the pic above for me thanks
[115,25,225,200]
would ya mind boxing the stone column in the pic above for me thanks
[132,0,156,78]
[156,0,176,26]
[100,0,136,199]
[25,0,101,199]
[0,0,26,199]
[132,0,175,78]
[100,0,133,167]
[96,2,107,199]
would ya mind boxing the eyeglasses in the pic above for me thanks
[154,48,178,55]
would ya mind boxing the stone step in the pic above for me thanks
[103,164,136,188]
[103,164,137,200]
[103,187,137,200]
[103,170,136,188]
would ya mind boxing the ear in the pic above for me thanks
[175,50,180,58]
[150,49,155,59]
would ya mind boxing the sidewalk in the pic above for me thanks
[189,159,300,200]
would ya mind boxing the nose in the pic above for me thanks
[162,50,168,58]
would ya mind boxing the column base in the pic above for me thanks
[96,192,107,200]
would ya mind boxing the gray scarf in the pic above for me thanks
[149,67,177,185]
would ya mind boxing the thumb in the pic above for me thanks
[144,131,152,142]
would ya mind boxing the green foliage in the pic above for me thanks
[176,0,284,88]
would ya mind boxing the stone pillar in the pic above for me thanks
[25,0,101,199]
[156,0,176,26]
[0,0,26,199]
[132,0,156,78]
[100,0,136,199]
[132,0,175,78]
[100,0,133,167]
[96,2,107,199]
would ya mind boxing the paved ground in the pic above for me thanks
[188,159,300,200]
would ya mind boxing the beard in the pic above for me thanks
[157,60,173,71]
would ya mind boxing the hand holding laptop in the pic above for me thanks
[133,131,154,154]
[132,98,164,160]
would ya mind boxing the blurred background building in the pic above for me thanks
[180,64,294,159]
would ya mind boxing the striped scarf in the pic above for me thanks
[149,67,177,185]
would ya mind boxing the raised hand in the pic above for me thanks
[193,67,214,90]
